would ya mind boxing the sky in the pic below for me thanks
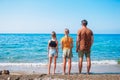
[0,0,120,34]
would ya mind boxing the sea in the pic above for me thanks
[0,34,120,65]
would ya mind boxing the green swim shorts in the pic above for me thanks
[78,50,91,58]
[63,49,73,58]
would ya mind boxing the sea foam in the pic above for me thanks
[0,60,118,67]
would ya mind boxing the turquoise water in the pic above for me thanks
[0,34,120,64]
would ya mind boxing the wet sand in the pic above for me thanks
[1,63,120,74]
[0,63,120,80]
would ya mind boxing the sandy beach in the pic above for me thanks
[0,63,120,80]
[0,74,120,80]
[0,0,120,79]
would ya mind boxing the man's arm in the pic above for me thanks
[76,35,80,52]
[91,31,94,46]
[91,35,94,46]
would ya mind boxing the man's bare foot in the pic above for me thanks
[78,71,81,74]
[86,72,90,75]
[68,73,70,76]
[52,72,55,75]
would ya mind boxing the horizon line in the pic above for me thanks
[0,33,120,35]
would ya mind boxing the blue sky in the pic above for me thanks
[0,0,120,34]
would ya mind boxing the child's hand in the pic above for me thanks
[48,53,49,57]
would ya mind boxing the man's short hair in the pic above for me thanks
[81,20,88,26]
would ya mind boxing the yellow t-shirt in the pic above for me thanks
[61,36,73,50]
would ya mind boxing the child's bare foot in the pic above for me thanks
[48,72,50,75]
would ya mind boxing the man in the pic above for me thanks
[76,20,94,74]
[61,28,73,75]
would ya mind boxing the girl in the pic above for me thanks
[48,31,58,75]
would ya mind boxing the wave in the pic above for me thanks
[69,60,118,65]
[91,60,118,64]
[0,60,118,67]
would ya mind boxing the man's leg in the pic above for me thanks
[85,51,91,74]
[78,51,83,73]
[79,57,83,73]
[86,57,91,74]
[62,57,66,75]
[68,58,72,75]
[48,57,52,74]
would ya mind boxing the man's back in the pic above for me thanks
[78,27,93,51]
[77,19,93,74]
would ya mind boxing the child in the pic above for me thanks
[48,31,58,75]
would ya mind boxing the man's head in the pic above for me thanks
[64,28,69,35]
[81,20,88,26]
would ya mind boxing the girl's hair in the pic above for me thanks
[51,31,56,38]
[65,28,69,34]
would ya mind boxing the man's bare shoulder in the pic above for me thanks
[86,28,93,35]
[87,28,92,31]
[77,28,82,34]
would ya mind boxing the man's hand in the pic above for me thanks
[76,48,78,52]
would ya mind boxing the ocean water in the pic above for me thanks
[0,34,120,65]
